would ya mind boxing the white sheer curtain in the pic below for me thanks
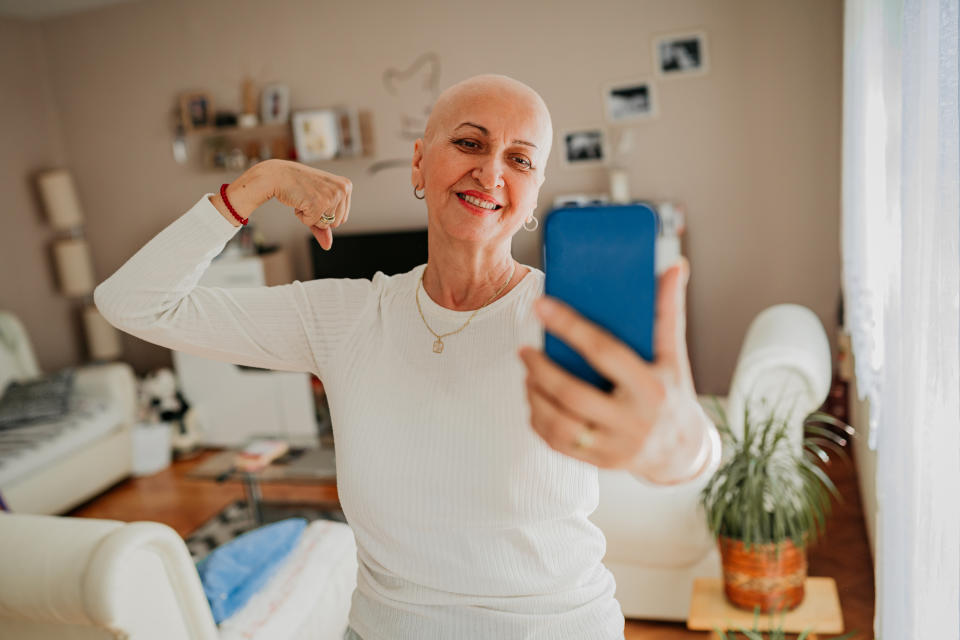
[841,0,959,637]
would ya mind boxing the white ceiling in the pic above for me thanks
[0,0,141,20]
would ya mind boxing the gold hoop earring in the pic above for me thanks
[523,215,539,232]
[414,185,425,200]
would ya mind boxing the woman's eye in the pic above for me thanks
[513,157,533,169]
[454,139,480,150]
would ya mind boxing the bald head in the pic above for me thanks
[423,74,553,160]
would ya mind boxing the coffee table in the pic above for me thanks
[187,439,339,525]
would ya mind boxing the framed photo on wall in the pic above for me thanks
[179,92,213,130]
[292,109,341,162]
[603,78,658,122]
[561,128,606,166]
[653,30,710,77]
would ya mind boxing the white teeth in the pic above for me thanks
[460,193,498,210]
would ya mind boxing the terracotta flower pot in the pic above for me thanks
[718,536,808,613]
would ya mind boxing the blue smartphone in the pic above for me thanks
[542,204,659,391]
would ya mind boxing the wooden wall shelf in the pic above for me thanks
[185,121,292,137]
[178,111,373,171]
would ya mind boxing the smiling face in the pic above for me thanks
[411,75,553,248]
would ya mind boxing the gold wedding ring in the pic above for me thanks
[574,427,596,450]
[319,213,336,225]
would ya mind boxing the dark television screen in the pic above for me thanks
[309,228,429,280]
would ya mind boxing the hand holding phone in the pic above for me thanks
[519,221,708,481]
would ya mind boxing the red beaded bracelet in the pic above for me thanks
[220,183,248,226]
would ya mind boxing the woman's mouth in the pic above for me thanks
[456,192,503,214]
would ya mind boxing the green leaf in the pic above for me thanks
[804,411,855,435]
[803,441,831,464]
[801,457,844,502]
[803,424,851,448]
[804,436,851,464]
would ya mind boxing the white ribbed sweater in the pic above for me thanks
[95,194,706,640]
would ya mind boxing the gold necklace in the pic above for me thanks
[415,261,517,354]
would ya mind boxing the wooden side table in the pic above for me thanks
[687,577,844,639]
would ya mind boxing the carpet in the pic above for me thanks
[185,499,347,562]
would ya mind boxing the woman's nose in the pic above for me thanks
[472,156,505,190]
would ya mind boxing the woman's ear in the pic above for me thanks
[411,138,424,188]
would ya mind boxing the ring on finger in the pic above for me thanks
[574,425,596,450]
[319,213,336,225]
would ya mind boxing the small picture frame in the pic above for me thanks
[292,109,341,162]
[260,84,291,125]
[561,128,606,166]
[604,78,657,123]
[335,107,362,157]
[653,30,709,77]
[179,92,213,130]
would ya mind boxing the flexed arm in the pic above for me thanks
[95,160,369,376]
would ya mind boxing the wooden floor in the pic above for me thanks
[69,384,875,639]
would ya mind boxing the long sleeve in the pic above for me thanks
[94,194,374,378]
[628,388,723,488]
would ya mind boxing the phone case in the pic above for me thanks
[543,204,659,390]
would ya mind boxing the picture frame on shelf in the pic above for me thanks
[260,83,291,125]
[332,107,375,158]
[335,107,362,157]
[603,78,658,123]
[653,29,710,77]
[239,76,260,128]
[179,91,213,130]
[292,109,341,162]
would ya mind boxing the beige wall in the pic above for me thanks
[0,17,79,371]
[3,0,843,395]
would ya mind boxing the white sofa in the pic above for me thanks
[0,513,358,639]
[589,303,833,620]
[0,310,137,515]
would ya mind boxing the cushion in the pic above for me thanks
[0,369,75,429]
[217,519,358,640]
[195,517,307,624]
[0,392,122,487]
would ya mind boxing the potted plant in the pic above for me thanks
[699,393,855,613]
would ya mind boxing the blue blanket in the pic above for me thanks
[195,517,307,624]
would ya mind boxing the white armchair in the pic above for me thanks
[0,513,358,640]
[0,310,137,515]
[589,303,833,620]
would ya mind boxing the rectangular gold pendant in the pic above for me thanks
[432,339,444,353]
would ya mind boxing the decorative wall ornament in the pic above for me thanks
[382,52,441,141]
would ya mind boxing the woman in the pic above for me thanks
[95,74,719,640]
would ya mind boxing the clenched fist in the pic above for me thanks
[209,159,353,250]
